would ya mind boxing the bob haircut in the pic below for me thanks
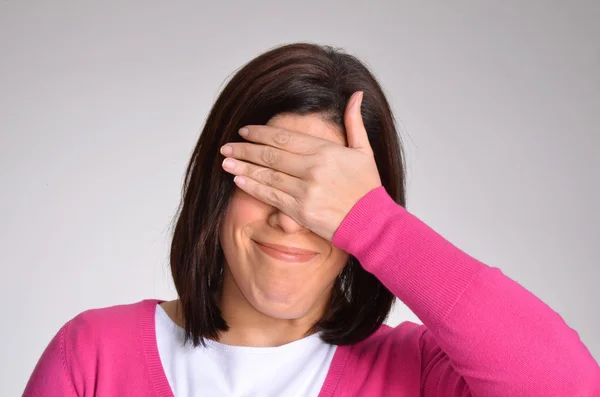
[170,42,407,347]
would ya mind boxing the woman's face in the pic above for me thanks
[219,113,350,323]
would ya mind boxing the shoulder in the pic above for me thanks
[354,321,447,370]
[24,299,161,395]
[68,299,159,327]
[331,321,430,391]
[346,321,430,366]
[68,299,157,331]
[356,320,427,351]
[63,299,160,354]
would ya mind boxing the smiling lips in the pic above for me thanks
[254,241,319,263]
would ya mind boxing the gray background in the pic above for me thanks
[1,1,598,395]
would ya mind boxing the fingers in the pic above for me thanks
[237,125,328,155]
[231,174,299,217]
[220,142,308,177]
[343,91,372,153]
[221,157,305,198]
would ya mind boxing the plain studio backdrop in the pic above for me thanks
[1,1,599,395]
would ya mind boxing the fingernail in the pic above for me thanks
[233,176,246,186]
[239,127,249,137]
[220,145,233,156]
[222,158,235,169]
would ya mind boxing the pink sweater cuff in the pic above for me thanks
[332,186,406,260]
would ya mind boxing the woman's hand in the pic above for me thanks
[219,91,382,241]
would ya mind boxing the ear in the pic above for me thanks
[343,91,371,153]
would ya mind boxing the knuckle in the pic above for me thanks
[305,164,321,180]
[268,189,282,205]
[261,147,280,166]
[301,186,322,216]
[237,145,247,159]
[267,170,283,185]
[242,162,253,176]
[256,168,282,186]
[256,184,281,206]
[250,166,261,180]
[273,130,291,146]
[305,184,319,202]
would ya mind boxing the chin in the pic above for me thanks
[250,292,315,321]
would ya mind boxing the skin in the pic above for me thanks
[162,91,382,347]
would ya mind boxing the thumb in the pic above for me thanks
[344,91,371,153]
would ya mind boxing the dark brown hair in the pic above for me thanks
[170,42,407,346]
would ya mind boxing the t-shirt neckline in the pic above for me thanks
[138,299,350,397]
[155,303,328,355]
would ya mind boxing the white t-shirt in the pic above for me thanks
[155,304,337,397]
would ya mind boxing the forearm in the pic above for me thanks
[333,186,599,396]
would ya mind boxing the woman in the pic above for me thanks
[24,42,598,396]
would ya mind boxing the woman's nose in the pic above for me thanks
[268,210,309,234]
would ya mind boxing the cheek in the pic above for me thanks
[324,248,350,281]
[222,189,266,235]
[219,189,266,261]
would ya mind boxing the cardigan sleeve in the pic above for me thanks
[332,186,600,397]
[23,322,78,397]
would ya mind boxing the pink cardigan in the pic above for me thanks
[24,186,599,396]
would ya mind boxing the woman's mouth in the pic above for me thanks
[253,241,319,263]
